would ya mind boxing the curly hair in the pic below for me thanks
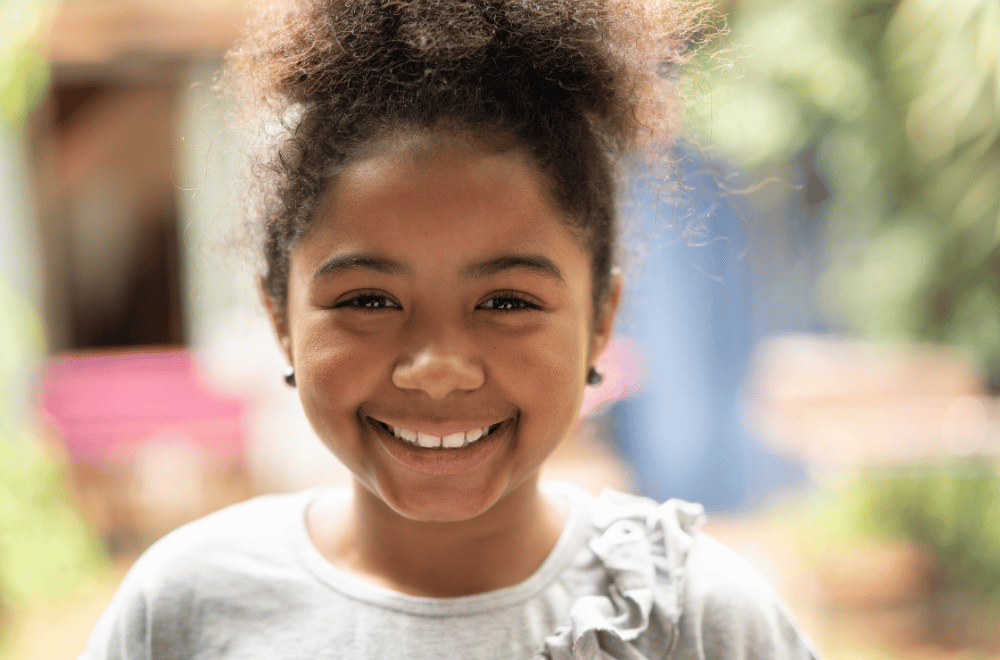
[223,0,714,317]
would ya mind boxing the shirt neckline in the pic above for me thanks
[290,481,593,617]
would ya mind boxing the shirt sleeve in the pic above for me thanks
[77,541,205,660]
[78,567,153,660]
[672,533,824,660]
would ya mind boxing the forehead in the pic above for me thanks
[309,131,580,253]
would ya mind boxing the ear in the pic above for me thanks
[589,268,623,363]
[261,279,293,364]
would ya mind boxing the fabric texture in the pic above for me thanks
[80,483,823,660]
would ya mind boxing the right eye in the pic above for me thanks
[333,293,401,310]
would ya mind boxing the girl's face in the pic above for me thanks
[271,132,618,522]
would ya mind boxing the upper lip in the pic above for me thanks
[367,416,508,437]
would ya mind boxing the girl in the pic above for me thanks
[82,1,823,658]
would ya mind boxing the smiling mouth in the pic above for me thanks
[369,418,504,449]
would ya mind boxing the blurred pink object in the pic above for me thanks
[41,350,246,463]
[579,336,645,417]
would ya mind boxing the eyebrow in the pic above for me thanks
[311,251,565,283]
[311,254,409,282]
[462,254,564,282]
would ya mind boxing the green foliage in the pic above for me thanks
[0,285,105,638]
[863,461,1000,604]
[0,439,106,610]
[0,285,44,443]
[693,0,1000,384]
[796,461,1000,605]
[0,0,57,127]
[1,0,106,618]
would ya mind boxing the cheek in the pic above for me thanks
[292,319,392,432]
[490,316,590,435]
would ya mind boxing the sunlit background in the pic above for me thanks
[1,0,999,657]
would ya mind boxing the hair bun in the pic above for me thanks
[224,0,718,313]
[228,0,714,146]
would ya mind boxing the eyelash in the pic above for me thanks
[477,294,541,311]
[332,292,540,312]
[333,293,401,310]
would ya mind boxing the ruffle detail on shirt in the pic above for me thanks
[540,491,705,660]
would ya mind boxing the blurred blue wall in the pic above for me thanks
[610,151,806,511]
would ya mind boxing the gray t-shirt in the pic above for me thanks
[80,482,823,660]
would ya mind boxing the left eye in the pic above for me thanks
[478,295,540,311]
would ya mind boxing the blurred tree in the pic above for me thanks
[0,0,54,127]
[692,0,1000,386]
[0,0,105,642]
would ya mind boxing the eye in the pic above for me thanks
[334,293,401,310]
[477,294,541,311]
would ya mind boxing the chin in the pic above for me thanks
[378,479,508,523]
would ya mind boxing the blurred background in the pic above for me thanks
[1,0,999,657]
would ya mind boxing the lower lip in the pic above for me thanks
[370,417,510,476]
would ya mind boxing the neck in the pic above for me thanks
[308,476,567,597]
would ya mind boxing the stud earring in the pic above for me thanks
[586,366,604,387]
[283,366,296,388]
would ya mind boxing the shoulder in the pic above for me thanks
[550,486,823,660]
[79,490,323,660]
[148,490,307,550]
[127,490,309,585]
[676,528,824,659]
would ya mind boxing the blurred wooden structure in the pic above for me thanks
[31,1,257,556]
[745,335,999,467]
[34,0,253,352]
[46,0,249,68]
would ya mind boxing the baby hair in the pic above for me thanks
[223,0,714,318]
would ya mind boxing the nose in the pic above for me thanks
[392,341,485,400]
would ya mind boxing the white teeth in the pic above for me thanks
[417,432,441,448]
[379,421,500,448]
